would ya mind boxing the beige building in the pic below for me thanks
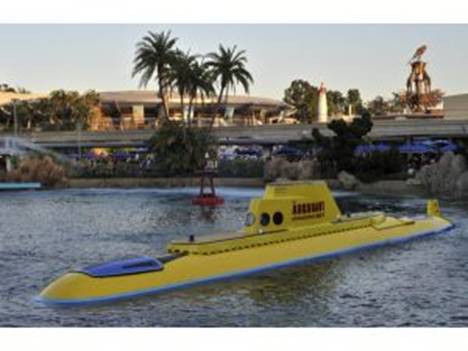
[0,92,46,106]
[93,90,295,131]
[443,93,468,120]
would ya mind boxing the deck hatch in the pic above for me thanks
[78,256,164,277]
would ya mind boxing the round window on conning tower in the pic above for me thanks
[260,213,270,226]
[273,212,283,225]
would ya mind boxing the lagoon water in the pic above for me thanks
[0,187,467,327]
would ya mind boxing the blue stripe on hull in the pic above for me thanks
[34,223,455,307]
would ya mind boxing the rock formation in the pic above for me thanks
[455,172,468,199]
[416,152,468,199]
[264,158,321,182]
[337,170,360,190]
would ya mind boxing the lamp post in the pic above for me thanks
[13,99,18,138]
[12,99,18,149]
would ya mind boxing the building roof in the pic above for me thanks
[443,93,468,101]
[0,92,47,106]
[99,90,289,109]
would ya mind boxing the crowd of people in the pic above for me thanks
[73,151,155,177]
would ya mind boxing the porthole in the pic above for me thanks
[260,213,270,226]
[273,212,283,225]
[245,212,256,226]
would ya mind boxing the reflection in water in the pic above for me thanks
[0,188,467,327]
[244,261,339,307]
[197,205,219,222]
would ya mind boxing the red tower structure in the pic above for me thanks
[192,152,224,206]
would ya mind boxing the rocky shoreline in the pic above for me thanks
[41,152,468,199]
[10,151,466,199]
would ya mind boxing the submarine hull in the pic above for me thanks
[37,215,453,306]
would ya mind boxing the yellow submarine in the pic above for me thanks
[36,181,454,306]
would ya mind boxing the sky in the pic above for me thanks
[1,24,468,101]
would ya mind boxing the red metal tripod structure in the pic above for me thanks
[192,155,224,206]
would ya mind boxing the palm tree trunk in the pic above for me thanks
[159,86,169,122]
[157,66,170,122]
[195,94,204,128]
[179,92,185,125]
[209,86,225,130]
[224,83,229,104]
[223,85,230,122]
[188,95,195,128]
[181,91,189,142]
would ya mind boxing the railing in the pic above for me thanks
[0,136,70,161]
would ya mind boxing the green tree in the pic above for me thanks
[132,30,178,121]
[47,90,99,130]
[327,90,346,116]
[312,114,373,172]
[346,89,365,115]
[0,90,99,132]
[30,98,53,130]
[0,83,16,93]
[0,106,9,130]
[6,98,53,132]
[48,90,78,128]
[13,100,35,131]
[283,79,318,122]
[148,122,217,175]
[0,84,29,94]
[367,95,389,116]
[206,44,254,127]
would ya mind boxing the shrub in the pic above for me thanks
[6,155,68,187]
[148,122,216,176]
[218,158,264,178]
[354,148,407,183]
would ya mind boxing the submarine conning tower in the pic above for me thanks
[243,181,342,235]
[167,181,344,255]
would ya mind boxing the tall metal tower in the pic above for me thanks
[404,45,441,113]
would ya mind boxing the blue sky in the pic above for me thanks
[1,24,467,100]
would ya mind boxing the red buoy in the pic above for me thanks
[192,166,224,206]
[192,195,224,206]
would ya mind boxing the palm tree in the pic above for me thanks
[170,53,215,127]
[132,31,178,122]
[206,44,254,127]
[186,60,215,126]
[169,50,198,123]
